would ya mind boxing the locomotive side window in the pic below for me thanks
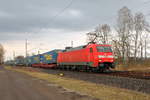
[97,46,112,52]
[90,48,93,53]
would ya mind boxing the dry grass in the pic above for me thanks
[5,66,150,100]
[115,59,150,72]
[115,64,150,72]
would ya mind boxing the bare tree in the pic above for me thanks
[133,12,150,60]
[0,44,4,64]
[86,31,98,44]
[144,25,150,59]
[95,24,111,44]
[111,40,122,58]
[116,6,134,63]
[87,24,111,44]
[144,33,149,59]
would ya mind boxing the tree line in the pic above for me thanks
[0,44,4,64]
[87,6,150,64]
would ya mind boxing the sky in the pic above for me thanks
[0,0,150,60]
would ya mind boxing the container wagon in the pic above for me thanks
[26,56,33,66]
[27,49,62,68]
[40,49,62,68]
[31,54,41,67]
[15,58,25,66]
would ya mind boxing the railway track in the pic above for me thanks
[20,66,150,80]
[42,67,150,80]
[103,71,150,80]
[38,68,150,94]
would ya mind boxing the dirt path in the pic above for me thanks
[0,66,96,100]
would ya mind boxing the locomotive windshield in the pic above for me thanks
[96,46,112,52]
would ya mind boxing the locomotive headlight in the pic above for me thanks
[98,55,105,58]
[99,59,102,62]
[107,55,114,58]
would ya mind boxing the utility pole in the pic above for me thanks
[25,39,28,67]
[71,41,73,47]
[25,39,27,58]
[13,51,15,59]
[38,50,40,55]
[13,51,15,66]
[38,49,42,64]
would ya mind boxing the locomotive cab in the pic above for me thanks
[88,44,115,70]
[97,45,115,69]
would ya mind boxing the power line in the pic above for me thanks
[50,0,74,21]
[35,0,74,33]
[133,0,150,13]
[143,0,150,4]
[42,0,74,28]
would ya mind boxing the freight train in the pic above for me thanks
[6,43,115,72]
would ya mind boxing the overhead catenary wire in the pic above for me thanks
[40,0,74,30]
[50,0,74,21]
[143,0,150,5]
[33,0,74,34]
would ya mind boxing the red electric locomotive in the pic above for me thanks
[57,43,115,72]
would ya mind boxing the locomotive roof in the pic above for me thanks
[65,45,86,52]
[92,44,111,46]
[63,43,111,52]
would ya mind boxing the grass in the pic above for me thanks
[115,60,150,72]
[115,64,150,72]
[5,66,150,100]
